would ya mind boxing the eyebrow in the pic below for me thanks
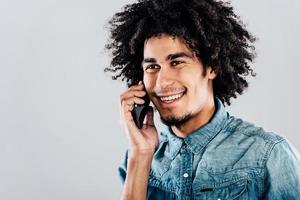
[142,52,193,65]
[167,52,193,60]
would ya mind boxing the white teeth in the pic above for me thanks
[160,93,184,102]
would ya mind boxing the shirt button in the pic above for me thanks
[181,144,187,153]
[183,173,189,178]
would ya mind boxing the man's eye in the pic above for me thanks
[170,60,184,66]
[145,64,160,72]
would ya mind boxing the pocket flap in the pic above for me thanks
[194,178,248,200]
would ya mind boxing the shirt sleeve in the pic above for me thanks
[264,139,300,199]
[118,149,129,185]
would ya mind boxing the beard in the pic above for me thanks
[160,113,192,127]
[152,105,193,127]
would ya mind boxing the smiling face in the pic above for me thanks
[142,34,217,131]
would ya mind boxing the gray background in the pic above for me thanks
[0,0,299,199]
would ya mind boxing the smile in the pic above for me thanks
[158,92,185,103]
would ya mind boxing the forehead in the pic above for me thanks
[143,34,192,58]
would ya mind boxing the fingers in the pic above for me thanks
[124,97,146,108]
[119,82,147,127]
[128,81,144,91]
[120,90,146,103]
[118,84,158,153]
[119,82,145,105]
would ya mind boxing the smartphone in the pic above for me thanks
[131,89,150,129]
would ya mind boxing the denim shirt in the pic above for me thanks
[119,98,300,199]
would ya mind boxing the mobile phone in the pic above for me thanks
[131,89,150,129]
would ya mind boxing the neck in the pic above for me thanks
[171,96,216,138]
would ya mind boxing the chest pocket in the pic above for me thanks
[193,178,248,200]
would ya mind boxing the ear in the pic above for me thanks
[206,66,217,80]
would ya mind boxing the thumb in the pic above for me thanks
[145,106,155,128]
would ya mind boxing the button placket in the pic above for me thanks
[181,143,188,153]
[179,141,193,196]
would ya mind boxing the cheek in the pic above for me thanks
[143,75,150,86]
[188,77,208,100]
[143,76,156,92]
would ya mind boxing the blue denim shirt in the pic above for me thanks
[119,98,300,199]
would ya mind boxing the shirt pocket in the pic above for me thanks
[193,178,248,200]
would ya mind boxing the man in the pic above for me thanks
[104,0,300,199]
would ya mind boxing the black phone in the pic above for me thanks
[131,89,150,129]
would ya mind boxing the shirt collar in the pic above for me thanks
[162,97,228,159]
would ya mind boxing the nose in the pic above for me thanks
[155,66,175,90]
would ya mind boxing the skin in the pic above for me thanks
[119,33,216,200]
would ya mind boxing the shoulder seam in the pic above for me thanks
[263,138,285,165]
[260,138,285,194]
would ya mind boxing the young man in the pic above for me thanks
[105,0,300,199]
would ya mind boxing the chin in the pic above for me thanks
[160,113,192,127]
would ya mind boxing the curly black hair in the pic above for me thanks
[104,0,256,105]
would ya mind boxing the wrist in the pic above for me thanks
[129,149,154,160]
[129,148,155,158]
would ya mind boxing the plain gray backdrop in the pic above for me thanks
[0,0,299,199]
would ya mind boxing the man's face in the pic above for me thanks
[142,34,216,126]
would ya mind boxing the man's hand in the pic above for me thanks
[119,81,158,200]
[119,81,158,155]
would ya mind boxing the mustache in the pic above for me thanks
[149,87,186,96]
